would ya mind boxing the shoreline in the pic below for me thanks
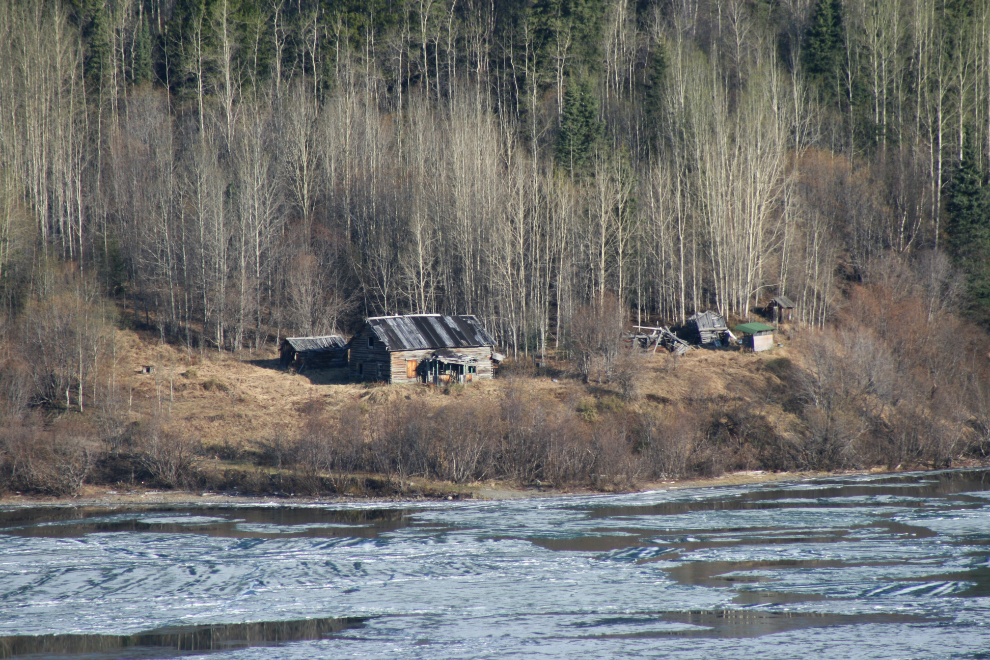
[0,466,934,508]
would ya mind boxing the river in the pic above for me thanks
[2,469,989,659]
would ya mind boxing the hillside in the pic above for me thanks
[4,0,990,499]
[119,328,789,450]
[2,311,964,501]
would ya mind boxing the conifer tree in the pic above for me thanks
[801,0,844,94]
[946,134,990,319]
[556,77,603,177]
[642,43,667,146]
[131,12,154,85]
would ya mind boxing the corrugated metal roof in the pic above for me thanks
[734,322,775,334]
[283,335,348,352]
[365,315,496,351]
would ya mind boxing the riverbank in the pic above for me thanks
[0,466,922,508]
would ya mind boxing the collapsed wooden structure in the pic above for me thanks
[349,314,498,384]
[685,311,730,345]
[279,335,349,371]
[631,325,692,355]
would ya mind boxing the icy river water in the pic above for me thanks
[2,469,990,659]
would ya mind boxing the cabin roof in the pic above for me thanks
[769,295,796,308]
[734,322,775,335]
[431,348,479,364]
[365,314,496,351]
[687,310,728,331]
[282,335,348,352]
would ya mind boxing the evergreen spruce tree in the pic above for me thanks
[642,42,667,147]
[945,134,990,320]
[86,2,113,90]
[801,0,844,95]
[556,77,603,177]
[131,13,154,85]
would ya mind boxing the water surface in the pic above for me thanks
[2,469,989,659]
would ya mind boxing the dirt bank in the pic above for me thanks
[0,467,897,508]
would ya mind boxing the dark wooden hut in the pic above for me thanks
[685,311,729,345]
[734,322,775,352]
[766,296,796,324]
[349,314,498,384]
[279,335,349,371]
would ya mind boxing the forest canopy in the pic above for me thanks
[1,0,990,356]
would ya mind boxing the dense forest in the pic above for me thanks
[2,0,990,495]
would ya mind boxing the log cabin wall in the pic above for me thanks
[348,327,392,381]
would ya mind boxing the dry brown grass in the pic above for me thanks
[7,321,986,502]
[114,327,804,455]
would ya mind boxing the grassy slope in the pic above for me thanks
[115,328,803,484]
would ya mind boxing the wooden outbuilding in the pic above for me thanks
[349,314,499,384]
[279,335,349,372]
[734,322,775,352]
[766,295,796,324]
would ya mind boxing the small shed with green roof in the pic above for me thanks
[734,322,775,352]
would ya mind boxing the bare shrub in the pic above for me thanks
[19,265,117,412]
[294,404,338,487]
[0,419,93,496]
[96,392,130,456]
[800,407,860,471]
[0,353,32,422]
[496,383,540,482]
[637,409,696,479]
[542,412,593,486]
[794,330,885,470]
[569,294,627,383]
[330,403,368,473]
[612,355,640,401]
[366,399,412,486]
[871,408,963,470]
[425,401,497,483]
[589,423,640,490]
[258,431,293,471]
[139,421,198,488]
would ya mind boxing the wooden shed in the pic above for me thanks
[279,335,349,372]
[734,322,775,352]
[349,314,498,384]
[766,295,796,324]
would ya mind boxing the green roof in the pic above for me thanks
[734,322,775,334]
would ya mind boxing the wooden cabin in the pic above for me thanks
[734,322,775,352]
[349,314,499,384]
[279,335,349,372]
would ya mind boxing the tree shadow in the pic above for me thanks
[245,359,351,385]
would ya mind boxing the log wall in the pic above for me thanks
[348,328,392,381]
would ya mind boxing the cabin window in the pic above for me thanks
[368,335,375,348]
[468,366,476,374]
